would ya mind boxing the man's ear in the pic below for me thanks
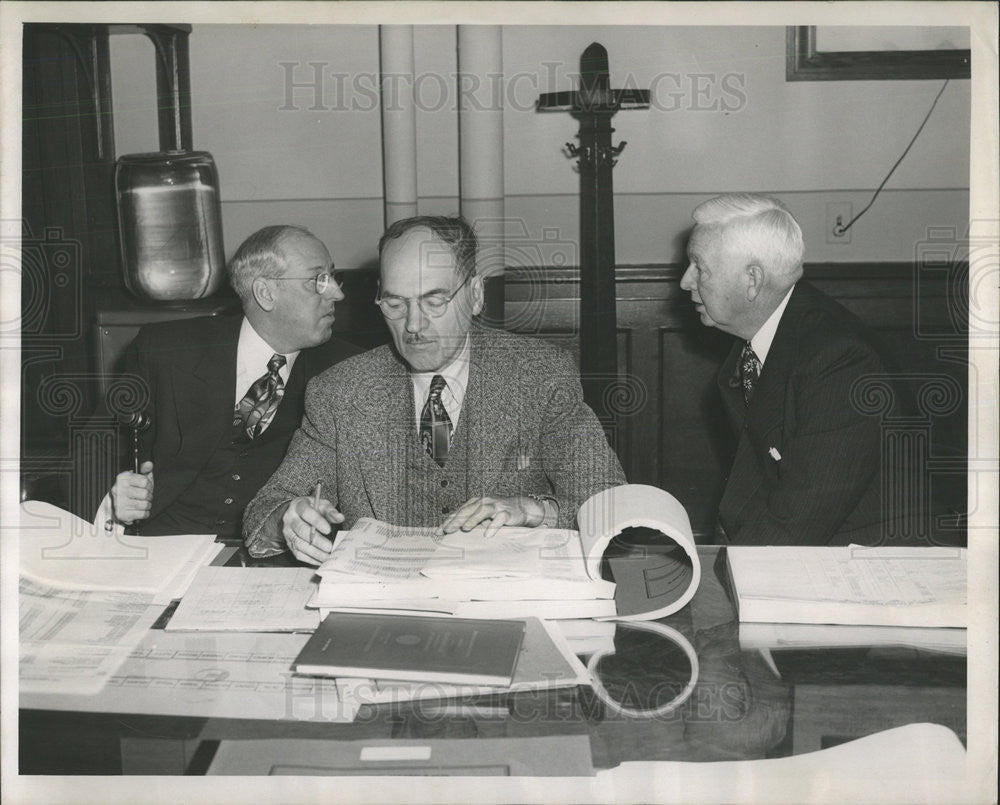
[253,277,276,312]
[470,274,485,316]
[745,264,764,301]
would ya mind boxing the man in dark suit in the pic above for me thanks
[681,194,894,546]
[105,225,359,537]
[244,215,625,564]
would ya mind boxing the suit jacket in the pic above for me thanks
[244,327,626,555]
[79,314,359,528]
[717,281,893,546]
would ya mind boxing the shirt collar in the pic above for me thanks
[410,334,471,427]
[235,317,299,402]
[750,285,795,367]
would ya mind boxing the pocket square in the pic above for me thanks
[517,454,531,471]
[768,447,782,461]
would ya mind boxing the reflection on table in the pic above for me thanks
[19,546,965,775]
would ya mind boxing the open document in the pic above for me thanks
[726,545,967,627]
[20,576,163,695]
[313,484,700,622]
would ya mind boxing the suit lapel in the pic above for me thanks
[720,286,805,526]
[174,317,240,456]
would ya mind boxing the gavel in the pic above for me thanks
[104,411,152,533]
[118,411,151,473]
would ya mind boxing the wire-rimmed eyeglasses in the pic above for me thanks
[374,272,473,319]
[268,270,343,296]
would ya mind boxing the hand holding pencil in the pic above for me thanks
[280,480,345,565]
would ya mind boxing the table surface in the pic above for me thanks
[20,545,966,775]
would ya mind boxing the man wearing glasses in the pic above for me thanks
[102,225,359,537]
[244,215,625,564]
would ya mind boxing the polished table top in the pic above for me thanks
[20,545,966,775]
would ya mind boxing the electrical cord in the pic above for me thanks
[835,79,951,236]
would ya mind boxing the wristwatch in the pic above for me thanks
[526,493,559,528]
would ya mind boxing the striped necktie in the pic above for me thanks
[235,353,286,439]
[419,374,453,467]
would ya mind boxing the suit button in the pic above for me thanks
[440,479,448,488]
[224,498,234,505]
[232,474,241,481]
[441,506,450,514]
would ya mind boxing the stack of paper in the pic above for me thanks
[726,545,967,627]
[20,501,223,604]
[166,566,321,632]
[312,485,701,624]
[311,518,618,620]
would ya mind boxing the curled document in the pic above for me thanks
[579,484,701,622]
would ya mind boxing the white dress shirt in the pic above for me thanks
[750,285,795,368]
[410,335,471,431]
[234,317,299,407]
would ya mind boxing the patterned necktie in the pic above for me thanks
[739,341,761,407]
[419,374,453,467]
[235,354,286,440]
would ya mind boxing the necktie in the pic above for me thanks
[420,375,453,467]
[739,341,761,407]
[235,354,286,439]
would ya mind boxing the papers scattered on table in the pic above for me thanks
[18,502,225,696]
[726,545,967,627]
[20,631,358,723]
[20,501,222,604]
[166,566,321,632]
[19,576,163,695]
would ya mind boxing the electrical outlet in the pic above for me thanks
[826,202,853,244]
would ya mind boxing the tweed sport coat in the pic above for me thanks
[716,280,897,546]
[244,327,626,555]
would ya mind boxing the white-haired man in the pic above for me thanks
[681,193,896,545]
[97,225,359,537]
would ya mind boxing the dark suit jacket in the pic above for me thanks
[717,281,894,546]
[244,327,626,556]
[79,314,359,527]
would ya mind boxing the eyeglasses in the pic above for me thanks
[375,272,472,319]
[269,270,343,296]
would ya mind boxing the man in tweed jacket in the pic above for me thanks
[244,216,625,563]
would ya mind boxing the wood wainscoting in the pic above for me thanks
[504,263,968,543]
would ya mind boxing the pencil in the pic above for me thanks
[311,481,322,543]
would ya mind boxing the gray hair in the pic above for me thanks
[692,194,804,282]
[227,225,318,304]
